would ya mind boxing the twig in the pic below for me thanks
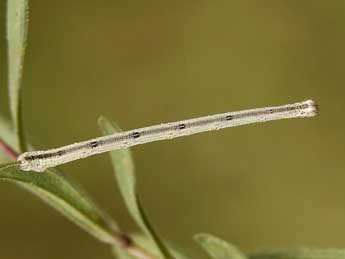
[0,138,18,160]
[115,234,160,259]
[127,245,160,259]
[0,138,160,259]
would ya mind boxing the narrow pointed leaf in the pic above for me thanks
[0,166,118,244]
[249,248,345,259]
[0,116,118,245]
[112,246,132,259]
[195,233,247,259]
[98,116,174,258]
[7,0,29,151]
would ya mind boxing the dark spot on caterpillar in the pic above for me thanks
[57,150,65,156]
[225,115,233,120]
[25,155,34,161]
[178,123,186,129]
[130,132,140,139]
[90,141,99,148]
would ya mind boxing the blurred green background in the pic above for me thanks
[0,1,345,258]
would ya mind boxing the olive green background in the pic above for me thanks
[0,1,344,258]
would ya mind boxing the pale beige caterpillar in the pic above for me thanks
[17,100,318,172]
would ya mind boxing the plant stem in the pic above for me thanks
[0,138,160,259]
[127,246,160,259]
[115,234,160,259]
[0,138,18,160]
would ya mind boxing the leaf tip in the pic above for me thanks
[194,233,208,242]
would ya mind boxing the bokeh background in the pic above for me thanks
[0,1,345,258]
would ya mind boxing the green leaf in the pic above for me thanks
[7,0,29,151]
[98,116,174,259]
[112,246,132,259]
[0,162,17,170]
[0,116,119,245]
[249,247,345,259]
[111,234,191,259]
[0,166,119,244]
[195,233,247,259]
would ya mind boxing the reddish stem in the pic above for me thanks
[0,139,18,160]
